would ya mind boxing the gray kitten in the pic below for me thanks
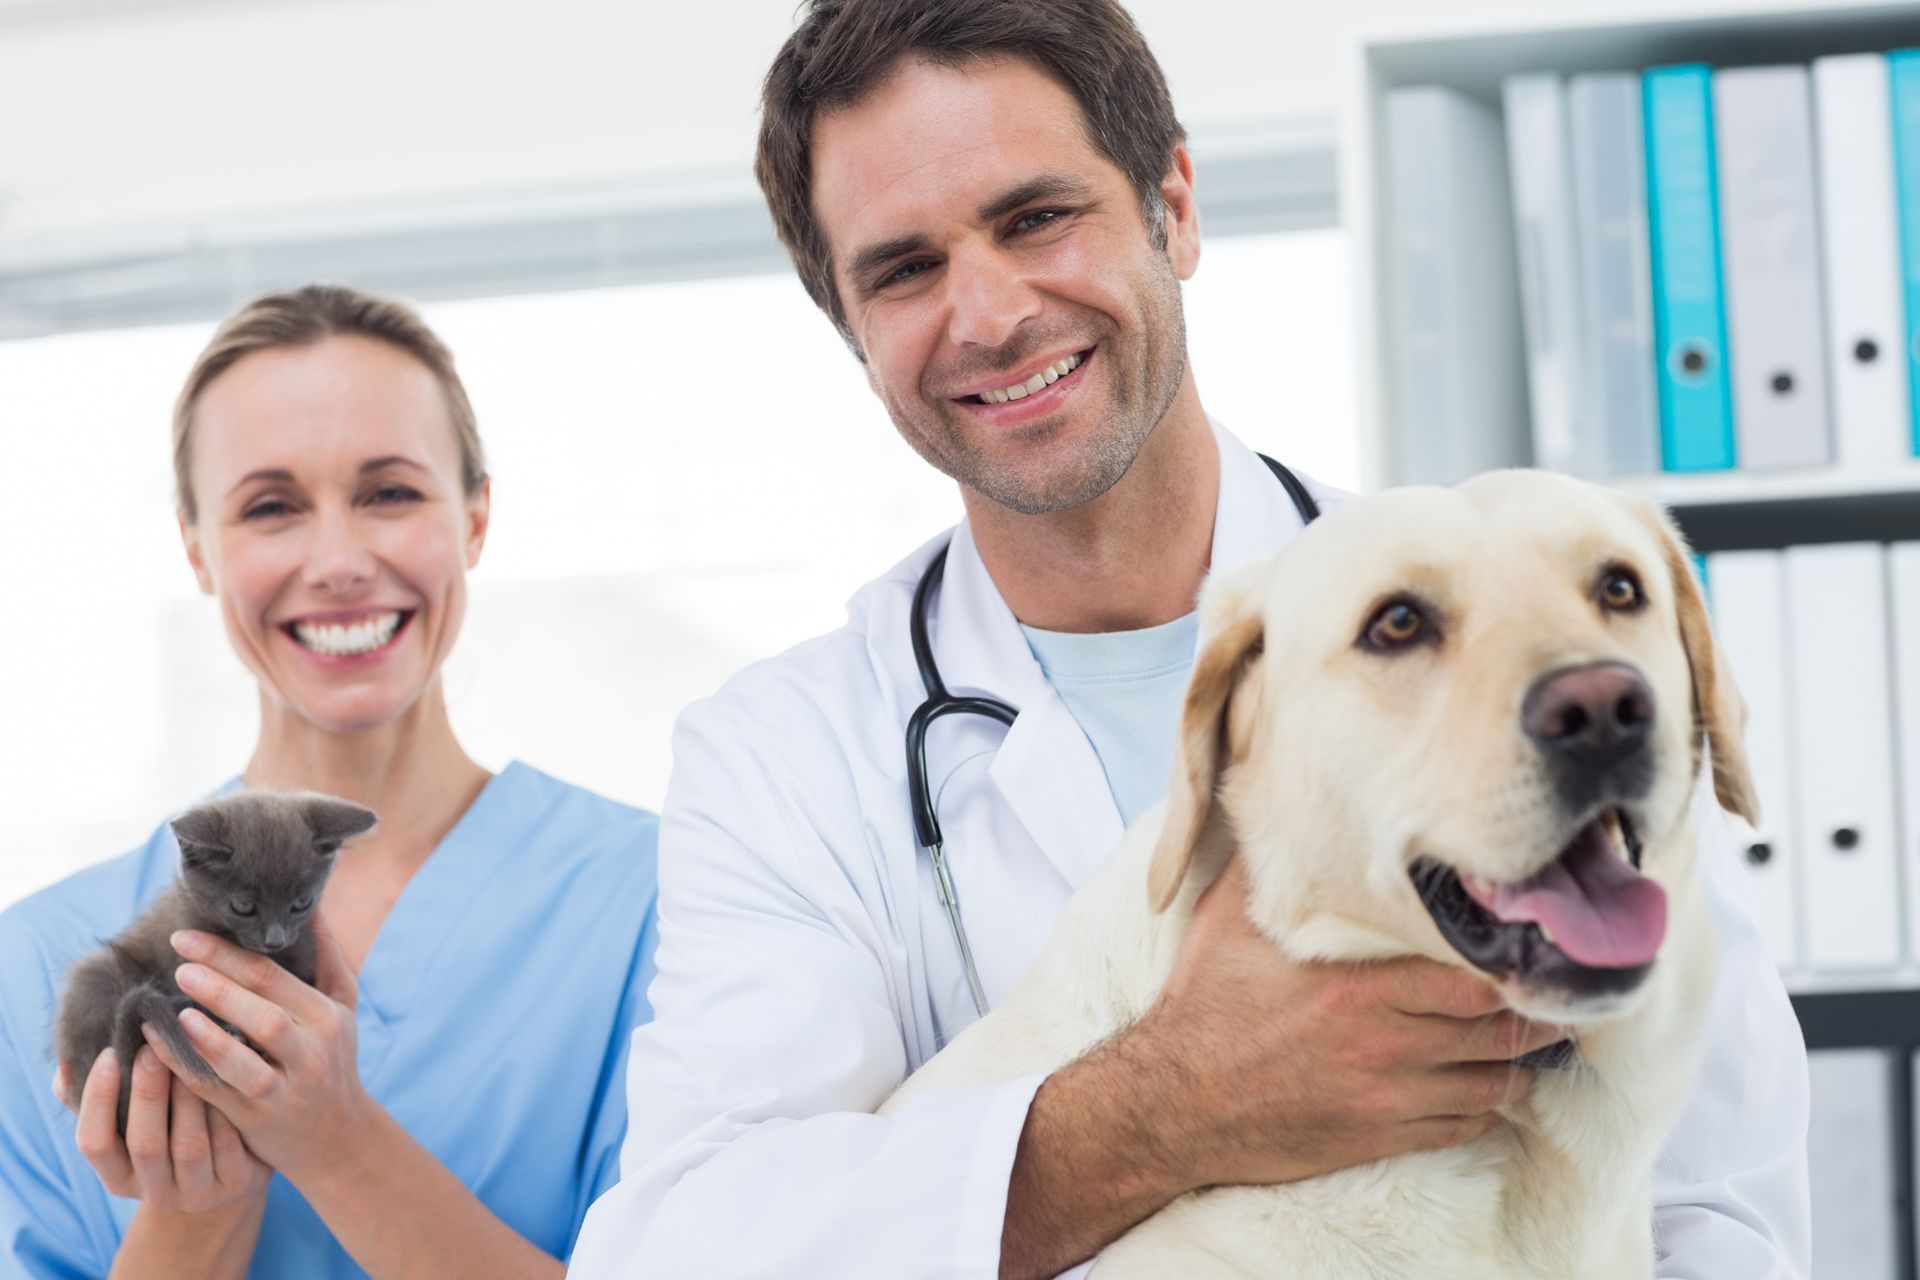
[54,791,377,1130]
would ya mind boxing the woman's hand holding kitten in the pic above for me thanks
[140,913,379,1185]
[57,1046,270,1215]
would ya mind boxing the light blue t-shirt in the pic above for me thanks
[1022,611,1201,827]
[0,762,659,1279]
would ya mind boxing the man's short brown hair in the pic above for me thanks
[754,0,1186,349]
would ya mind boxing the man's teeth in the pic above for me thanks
[977,352,1082,404]
[293,612,402,657]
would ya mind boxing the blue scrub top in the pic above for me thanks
[0,761,659,1279]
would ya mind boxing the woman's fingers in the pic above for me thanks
[206,1104,257,1191]
[72,1048,132,1192]
[121,1047,176,1192]
[308,913,359,1011]
[172,960,301,1062]
[166,1077,214,1202]
[176,1008,280,1100]
[172,930,328,1022]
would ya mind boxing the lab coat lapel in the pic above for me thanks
[1206,420,1321,590]
[933,524,1125,889]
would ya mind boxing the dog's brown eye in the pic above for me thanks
[1598,567,1645,613]
[1363,600,1428,650]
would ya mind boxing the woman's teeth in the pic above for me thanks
[293,612,402,657]
[977,352,1082,404]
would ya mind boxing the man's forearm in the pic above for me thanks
[1000,1029,1194,1280]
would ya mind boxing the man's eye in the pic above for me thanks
[880,260,934,288]
[1012,209,1065,233]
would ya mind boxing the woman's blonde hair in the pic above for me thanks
[172,284,487,522]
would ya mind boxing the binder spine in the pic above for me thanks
[1889,51,1920,457]
[1644,65,1738,472]
[1569,73,1661,477]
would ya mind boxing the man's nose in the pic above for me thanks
[1522,662,1657,765]
[944,242,1041,349]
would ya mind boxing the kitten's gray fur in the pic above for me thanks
[54,790,377,1131]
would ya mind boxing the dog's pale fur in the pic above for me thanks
[883,471,1758,1279]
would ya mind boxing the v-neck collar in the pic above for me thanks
[351,761,546,1025]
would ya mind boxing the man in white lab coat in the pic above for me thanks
[569,1,1811,1275]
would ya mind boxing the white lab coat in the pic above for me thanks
[569,424,1811,1279]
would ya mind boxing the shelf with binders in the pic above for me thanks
[1345,0,1920,521]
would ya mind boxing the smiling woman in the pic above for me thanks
[0,285,661,1280]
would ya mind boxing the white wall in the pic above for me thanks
[0,0,1842,245]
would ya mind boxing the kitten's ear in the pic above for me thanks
[170,804,231,866]
[301,796,378,854]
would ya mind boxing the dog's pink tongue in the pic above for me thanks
[1464,826,1668,968]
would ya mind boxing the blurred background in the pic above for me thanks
[3,0,1915,1275]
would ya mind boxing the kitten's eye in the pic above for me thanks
[230,899,257,917]
[291,894,314,913]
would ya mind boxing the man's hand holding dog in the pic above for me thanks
[999,857,1568,1280]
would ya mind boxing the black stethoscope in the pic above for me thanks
[907,455,1323,1017]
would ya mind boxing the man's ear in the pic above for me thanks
[1159,142,1202,281]
[1147,561,1268,912]
[1629,498,1760,823]
[179,512,214,595]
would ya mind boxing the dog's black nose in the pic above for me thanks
[1522,662,1655,763]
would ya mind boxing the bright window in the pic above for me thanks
[0,228,1353,910]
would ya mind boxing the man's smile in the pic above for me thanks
[948,346,1095,425]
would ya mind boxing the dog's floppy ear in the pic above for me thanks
[1147,562,1269,913]
[1630,498,1760,824]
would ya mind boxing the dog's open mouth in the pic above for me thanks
[1410,810,1665,995]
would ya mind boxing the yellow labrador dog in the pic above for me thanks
[883,470,1758,1279]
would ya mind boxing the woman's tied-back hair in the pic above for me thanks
[754,0,1186,352]
[171,283,487,522]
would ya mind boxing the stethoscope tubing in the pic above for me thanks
[906,455,1320,1019]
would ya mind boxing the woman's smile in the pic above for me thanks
[280,608,418,664]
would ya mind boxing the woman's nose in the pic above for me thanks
[302,506,376,593]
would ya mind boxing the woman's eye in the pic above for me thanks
[242,499,294,521]
[1598,567,1645,613]
[367,485,422,506]
[1361,599,1432,651]
[230,899,257,917]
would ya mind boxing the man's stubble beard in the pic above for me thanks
[881,254,1190,517]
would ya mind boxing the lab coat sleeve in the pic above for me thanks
[567,688,1046,1280]
[1651,790,1812,1279]
[567,886,662,1256]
